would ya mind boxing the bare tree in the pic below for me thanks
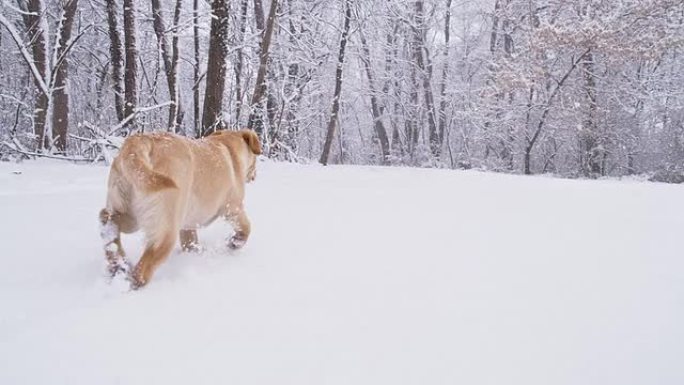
[201,0,229,136]
[253,0,265,31]
[21,0,50,151]
[171,0,183,128]
[151,0,184,132]
[52,0,79,153]
[483,0,515,170]
[247,0,279,138]
[358,29,390,163]
[579,49,601,177]
[437,0,452,150]
[234,0,250,124]
[412,1,439,158]
[405,64,420,157]
[247,0,279,143]
[193,0,201,136]
[106,0,125,122]
[523,50,590,175]
[3,1,84,153]
[123,0,138,128]
[320,0,352,165]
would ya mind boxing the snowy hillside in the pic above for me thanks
[0,160,682,385]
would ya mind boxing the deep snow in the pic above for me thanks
[0,160,682,384]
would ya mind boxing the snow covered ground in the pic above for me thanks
[0,159,682,385]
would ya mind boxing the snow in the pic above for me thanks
[0,159,683,385]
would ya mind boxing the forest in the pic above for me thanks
[0,0,683,179]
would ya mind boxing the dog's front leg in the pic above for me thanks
[225,205,251,250]
[180,229,202,252]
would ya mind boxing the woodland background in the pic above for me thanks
[0,0,683,179]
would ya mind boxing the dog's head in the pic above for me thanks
[240,130,261,182]
[209,129,262,183]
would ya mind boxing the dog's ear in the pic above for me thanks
[241,130,262,155]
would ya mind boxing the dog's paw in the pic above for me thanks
[104,260,135,292]
[125,264,148,290]
[127,273,146,290]
[106,259,132,278]
[227,235,247,250]
[108,271,131,293]
[182,242,204,253]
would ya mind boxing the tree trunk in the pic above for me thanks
[123,0,138,129]
[201,0,229,136]
[385,23,404,157]
[412,1,439,158]
[22,0,50,151]
[234,0,249,124]
[193,0,200,136]
[523,87,535,175]
[499,15,515,170]
[247,0,278,135]
[627,63,644,175]
[359,30,390,163]
[51,0,79,154]
[437,0,452,150]
[278,0,312,154]
[319,0,351,166]
[579,50,601,177]
[150,0,171,102]
[106,0,125,122]
[485,0,516,169]
[170,0,184,129]
[151,0,183,132]
[247,0,278,142]
[489,0,501,52]
[253,0,265,32]
[406,63,420,157]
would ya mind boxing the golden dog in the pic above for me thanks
[99,129,261,288]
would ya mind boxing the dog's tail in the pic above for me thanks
[119,136,176,193]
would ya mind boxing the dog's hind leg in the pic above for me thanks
[99,209,132,277]
[129,192,182,288]
[130,232,177,289]
[225,205,251,250]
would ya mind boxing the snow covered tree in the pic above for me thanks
[320,0,352,166]
[151,0,184,132]
[52,0,79,153]
[0,0,681,180]
[122,0,138,129]
[247,0,278,140]
[106,0,125,123]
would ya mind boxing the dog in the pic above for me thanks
[99,129,261,288]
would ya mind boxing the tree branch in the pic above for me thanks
[106,101,175,136]
[0,12,50,96]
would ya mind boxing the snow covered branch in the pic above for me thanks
[0,12,50,96]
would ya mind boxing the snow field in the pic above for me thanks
[0,160,682,384]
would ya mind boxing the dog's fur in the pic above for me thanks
[99,129,261,288]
